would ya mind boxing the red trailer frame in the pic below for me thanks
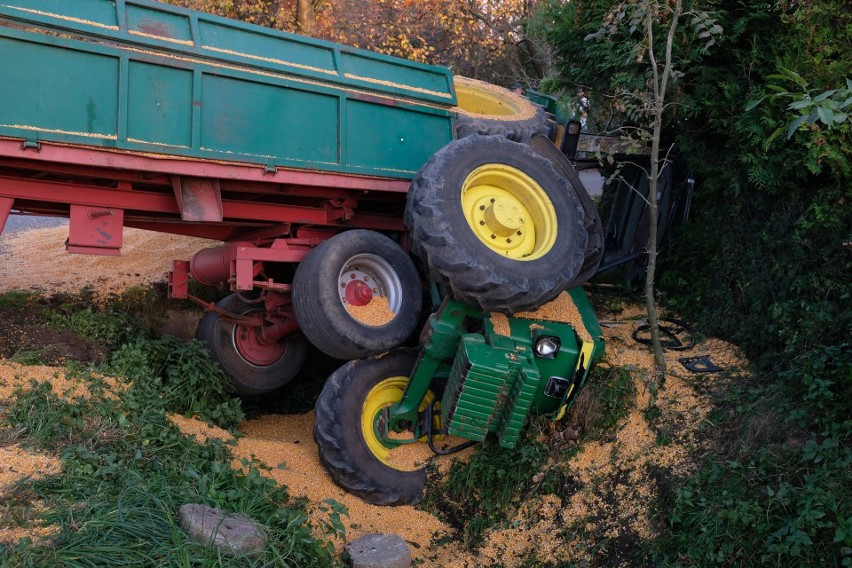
[0,137,418,366]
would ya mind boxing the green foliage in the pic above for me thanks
[571,364,636,439]
[111,336,245,429]
[0,290,39,308]
[747,68,852,146]
[659,409,851,566]
[1,384,334,566]
[423,424,550,548]
[28,289,245,428]
[544,0,851,564]
[50,306,144,350]
[544,0,720,132]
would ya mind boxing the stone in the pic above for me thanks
[178,503,267,558]
[344,533,411,568]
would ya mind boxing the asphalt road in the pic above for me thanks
[0,214,68,255]
[2,214,68,235]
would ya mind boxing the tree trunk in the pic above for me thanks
[296,0,315,36]
[645,107,666,375]
[644,0,682,380]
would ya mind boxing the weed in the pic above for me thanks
[10,349,49,365]
[0,369,334,567]
[0,290,39,309]
[112,336,244,429]
[423,420,550,548]
[568,364,636,440]
[50,306,144,351]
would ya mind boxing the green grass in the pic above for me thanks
[422,421,551,548]
[0,291,338,567]
[0,370,338,567]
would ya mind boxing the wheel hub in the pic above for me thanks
[362,377,439,470]
[344,279,374,306]
[484,196,525,237]
[461,164,558,260]
[234,317,288,367]
[338,254,403,313]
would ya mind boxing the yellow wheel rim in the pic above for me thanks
[361,376,436,471]
[453,76,536,120]
[461,164,558,260]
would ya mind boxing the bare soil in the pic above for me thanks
[0,296,107,365]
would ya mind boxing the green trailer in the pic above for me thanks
[0,0,456,178]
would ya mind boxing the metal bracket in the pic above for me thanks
[21,138,41,151]
[170,176,223,222]
[0,197,13,236]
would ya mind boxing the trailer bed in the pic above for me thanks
[0,0,456,179]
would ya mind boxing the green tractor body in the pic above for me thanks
[383,287,603,451]
[313,286,605,506]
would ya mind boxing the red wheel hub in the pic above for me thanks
[344,280,374,306]
[234,318,287,367]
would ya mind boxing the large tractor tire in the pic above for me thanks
[313,348,434,506]
[405,135,588,314]
[453,76,550,142]
[196,293,308,395]
[528,135,604,287]
[292,230,422,361]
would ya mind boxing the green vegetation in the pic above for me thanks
[572,364,636,440]
[424,362,637,551]
[0,292,338,566]
[545,0,851,565]
[423,423,550,548]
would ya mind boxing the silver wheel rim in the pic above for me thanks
[337,253,403,322]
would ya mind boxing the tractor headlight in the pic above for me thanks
[533,336,560,359]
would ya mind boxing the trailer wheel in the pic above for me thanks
[196,293,307,395]
[314,348,433,506]
[453,76,550,142]
[292,230,422,360]
[405,135,588,313]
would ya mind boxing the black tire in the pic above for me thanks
[292,230,422,360]
[453,76,550,142]
[196,293,308,396]
[528,135,604,287]
[313,348,427,506]
[404,135,588,313]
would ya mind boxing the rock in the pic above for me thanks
[178,503,267,558]
[344,533,411,568]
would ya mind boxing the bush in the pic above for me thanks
[111,336,245,429]
[543,1,851,564]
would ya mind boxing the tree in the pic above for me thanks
[584,0,720,380]
[165,0,548,86]
[544,1,851,563]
